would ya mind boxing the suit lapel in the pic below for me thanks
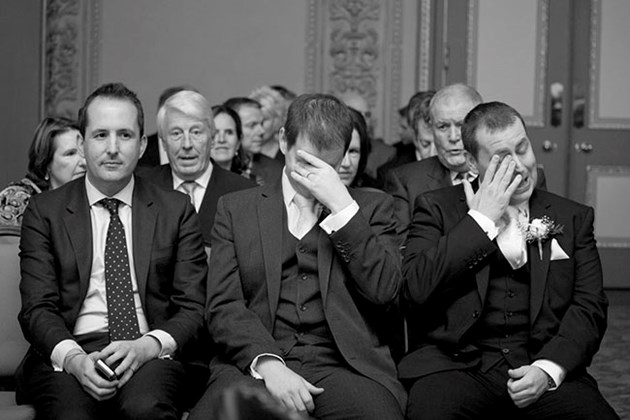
[527,190,553,325]
[131,179,157,307]
[258,180,284,324]
[63,180,93,300]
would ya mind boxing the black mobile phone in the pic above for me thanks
[95,359,117,381]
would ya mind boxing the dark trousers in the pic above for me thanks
[189,344,403,420]
[16,334,188,420]
[406,359,619,420]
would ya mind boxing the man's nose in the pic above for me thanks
[182,131,193,149]
[106,135,119,155]
[448,126,460,142]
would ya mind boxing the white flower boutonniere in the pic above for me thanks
[521,216,564,259]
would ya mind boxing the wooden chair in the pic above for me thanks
[0,225,35,419]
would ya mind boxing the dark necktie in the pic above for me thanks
[100,198,141,341]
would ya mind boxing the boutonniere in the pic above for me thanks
[521,216,564,259]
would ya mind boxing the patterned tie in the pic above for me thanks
[497,206,528,270]
[291,194,318,239]
[100,198,141,341]
[181,181,197,208]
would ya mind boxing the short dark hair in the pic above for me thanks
[407,90,435,133]
[462,101,526,158]
[348,107,371,187]
[211,104,243,140]
[223,97,262,113]
[78,82,145,138]
[26,116,80,190]
[283,93,353,152]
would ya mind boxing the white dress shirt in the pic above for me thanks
[172,162,213,212]
[50,176,176,371]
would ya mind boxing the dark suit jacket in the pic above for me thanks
[398,186,608,380]
[137,164,255,246]
[18,176,208,363]
[384,156,548,240]
[137,133,161,168]
[251,153,283,186]
[207,180,407,410]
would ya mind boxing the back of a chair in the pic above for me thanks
[0,225,29,378]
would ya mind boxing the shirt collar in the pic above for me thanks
[450,170,478,183]
[281,167,297,209]
[85,175,134,208]
[172,161,213,190]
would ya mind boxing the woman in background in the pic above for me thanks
[0,117,85,228]
[211,105,243,172]
[338,107,381,189]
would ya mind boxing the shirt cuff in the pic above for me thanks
[532,359,566,391]
[145,330,177,359]
[319,200,359,234]
[468,209,499,240]
[51,339,83,372]
[249,353,285,380]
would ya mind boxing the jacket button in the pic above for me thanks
[472,311,479,318]
[502,348,510,354]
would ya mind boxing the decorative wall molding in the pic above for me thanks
[416,0,432,91]
[588,0,630,129]
[305,0,404,141]
[585,165,630,248]
[42,0,101,119]
[466,0,548,127]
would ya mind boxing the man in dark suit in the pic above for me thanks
[384,84,483,239]
[224,97,283,186]
[17,83,208,419]
[400,102,617,419]
[189,94,405,420]
[137,90,254,247]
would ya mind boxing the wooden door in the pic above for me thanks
[432,0,630,287]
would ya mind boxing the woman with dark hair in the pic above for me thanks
[211,105,244,172]
[338,107,381,189]
[0,117,85,228]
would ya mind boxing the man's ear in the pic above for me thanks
[278,127,287,156]
[139,134,147,159]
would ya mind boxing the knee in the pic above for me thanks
[118,394,179,420]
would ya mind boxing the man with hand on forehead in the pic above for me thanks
[189,93,405,420]
[400,101,617,419]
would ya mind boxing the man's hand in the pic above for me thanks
[507,365,550,408]
[290,150,353,214]
[99,336,161,388]
[464,155,521,224]
[65,352,119,401]
[256,357,324,413]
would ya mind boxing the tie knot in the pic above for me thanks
[182,181,197,194]
[99,198,121,215]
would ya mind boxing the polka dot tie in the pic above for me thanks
[100,198,141,341]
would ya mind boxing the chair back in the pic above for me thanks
[0,225,29,377]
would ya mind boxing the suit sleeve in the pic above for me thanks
[402,192,497,306]
[534,207,608,373]
[328,192,402,305]
[18,197,75,357]
[152,198,207,350]
[206,197,283,371]
[383,169,411,240]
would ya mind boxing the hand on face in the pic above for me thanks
[463,155,522,224]
[290,149,353,214]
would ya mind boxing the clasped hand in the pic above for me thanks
[257,358,324,413]
[66,336,161,400]
[464,155,522,224]
[290,150,353,214]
